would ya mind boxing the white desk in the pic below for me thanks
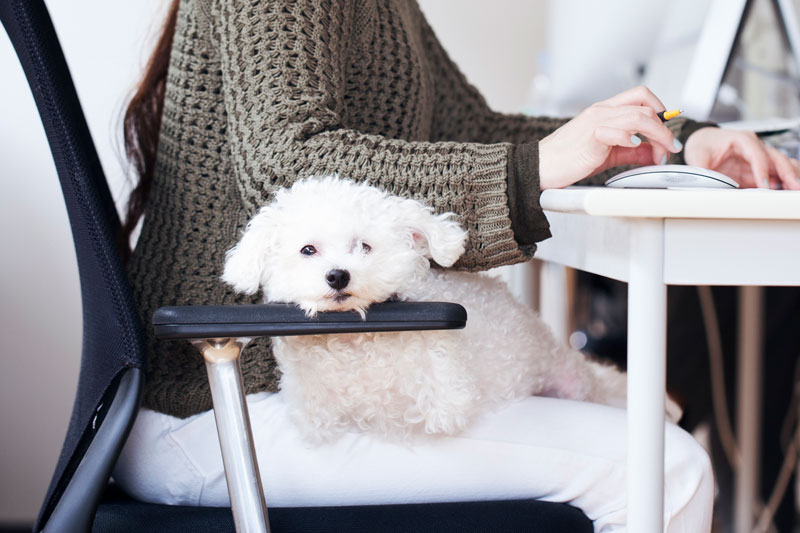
[534,187,800,532]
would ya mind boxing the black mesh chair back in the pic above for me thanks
[0,1,145,531]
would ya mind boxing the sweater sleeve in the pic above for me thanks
[415,11,569,145]
[214,0,543,270]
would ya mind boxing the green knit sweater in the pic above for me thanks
[129,0,707,418]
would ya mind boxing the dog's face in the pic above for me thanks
[222,177,467,316]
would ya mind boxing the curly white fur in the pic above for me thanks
[223,176,681,442]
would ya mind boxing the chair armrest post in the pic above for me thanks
[193,337,270,533]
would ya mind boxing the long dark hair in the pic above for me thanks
[120,0,180,259]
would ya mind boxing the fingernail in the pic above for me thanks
[630,135,642,147]
[763,178,770,187]
[660,154,667,165]
[673,138,683,151]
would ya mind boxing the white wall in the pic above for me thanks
[0,0,546,524]
[418,0,547,113]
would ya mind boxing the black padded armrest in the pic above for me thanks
[153,302,467,340]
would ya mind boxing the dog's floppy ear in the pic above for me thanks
[222,206,277,295]
[395,198,468,267]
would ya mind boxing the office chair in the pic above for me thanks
[1,1,592,531]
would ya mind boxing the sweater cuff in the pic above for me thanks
[506,142,552,246]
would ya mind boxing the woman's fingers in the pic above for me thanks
[732,132,771,188]
[765,145,800,190]
[593,105,679,164]
[593,126,644,148]
[590,126,655,167]
[597,86,682,164]
[600,85,668,114]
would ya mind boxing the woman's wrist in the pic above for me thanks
[538,134,577,190]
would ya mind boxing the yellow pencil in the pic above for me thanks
[657,109,683,122]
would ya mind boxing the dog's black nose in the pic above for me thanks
[326,269,350,290]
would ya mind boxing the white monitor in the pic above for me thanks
[644,0,747,120]
[544,0,800,120]
[645,0,800,120]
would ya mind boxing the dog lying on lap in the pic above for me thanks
[222,176,681,442]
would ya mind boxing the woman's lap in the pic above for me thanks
[113,392,712,532]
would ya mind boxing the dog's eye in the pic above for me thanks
[300,245,317,256]
[361,242,372,253]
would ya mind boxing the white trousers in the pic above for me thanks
[114,392,713,533]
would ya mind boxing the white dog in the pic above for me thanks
[222,176,681,441]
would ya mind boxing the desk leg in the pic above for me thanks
[539,261,569,343]
[734,286,763,533]
[627,219,667,532]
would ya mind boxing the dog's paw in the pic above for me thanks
[422,408,470,436]
[665,394,683,424]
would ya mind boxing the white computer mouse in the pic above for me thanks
[604,165,739,189]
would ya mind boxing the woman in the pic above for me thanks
[114,0,798,530]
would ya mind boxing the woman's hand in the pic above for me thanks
[684,127,800,190]
[539,86,683,189]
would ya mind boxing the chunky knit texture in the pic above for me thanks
[129,0,706,418]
